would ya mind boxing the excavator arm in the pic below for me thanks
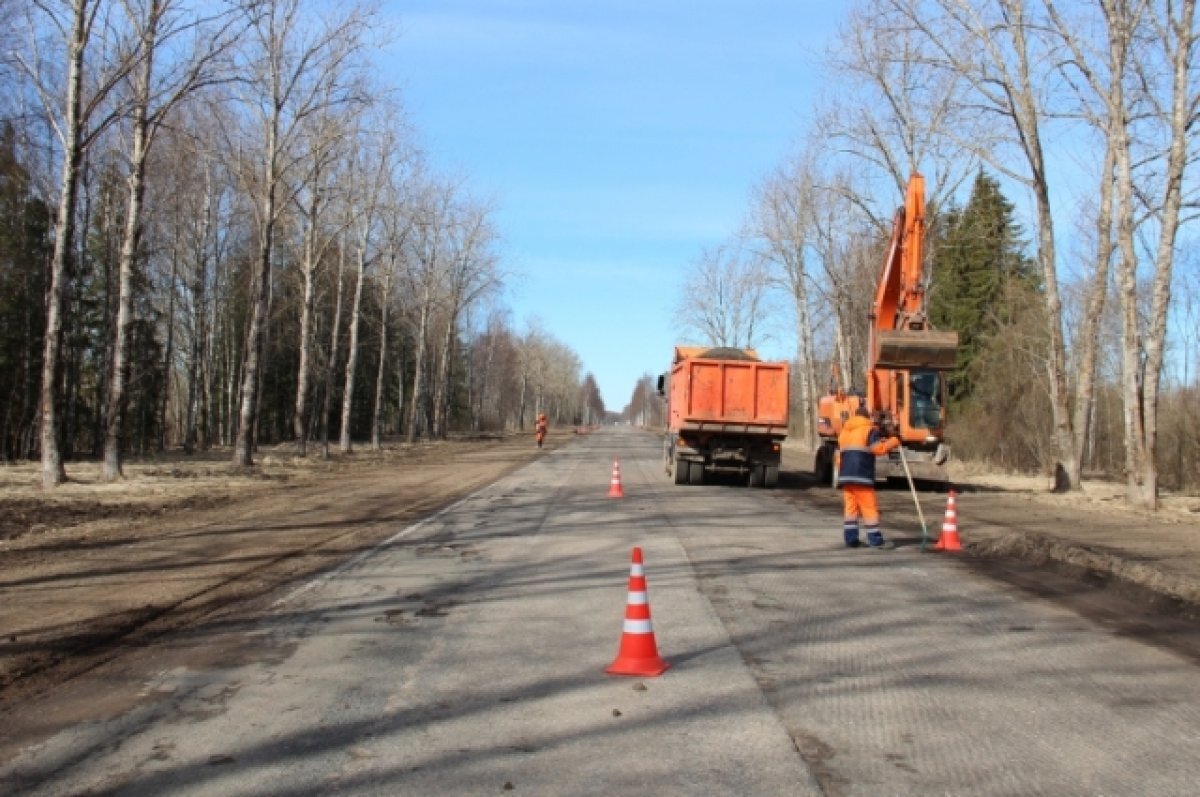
[872,174,958,371]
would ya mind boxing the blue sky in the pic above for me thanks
[384,2,844,411]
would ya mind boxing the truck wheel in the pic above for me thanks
[814,448,832,485]
[748,466,764,488]
[672,456,688,485]
[764,465,779,489]
[688,461,704,485]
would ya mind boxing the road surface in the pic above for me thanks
[2,427,1198,795]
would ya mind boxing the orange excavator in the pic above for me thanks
[813,173,958,486]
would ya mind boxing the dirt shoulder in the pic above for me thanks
[0,432,559,709]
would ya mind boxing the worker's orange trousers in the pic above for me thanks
[841,484,879,524]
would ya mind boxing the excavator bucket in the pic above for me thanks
[876,329,959,370]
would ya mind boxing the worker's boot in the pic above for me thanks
[867,529,894,549]
[843,520,861,548]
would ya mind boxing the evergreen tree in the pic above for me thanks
[0,125,52,459]
[930,171,1040,403]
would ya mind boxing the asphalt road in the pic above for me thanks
[3,427,1199,796]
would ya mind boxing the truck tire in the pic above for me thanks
[748,466,764,488]
[688,460,704,485]
[764,465,779,489]
[672,456,688,485]
[814,445,835,486]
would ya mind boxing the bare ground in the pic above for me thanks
[1,431,1198,715]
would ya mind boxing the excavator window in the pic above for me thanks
[908,370,942,430]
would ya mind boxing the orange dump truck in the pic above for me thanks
[657,346,789,487]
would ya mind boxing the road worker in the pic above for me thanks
[837,405,901,549]
[535,412,548,449]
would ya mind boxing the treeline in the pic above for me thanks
[664,0,1199,506]
[0,0,597,487]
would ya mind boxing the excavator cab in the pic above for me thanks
[903,370,945,432]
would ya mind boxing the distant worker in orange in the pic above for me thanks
[535,412,548,449]
[837,405,901,549]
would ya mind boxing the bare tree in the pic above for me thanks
[101,0,244,480]
[430,197,499,438]
[290,93,349,456]
[337,116,394,453]
[888,0,1081,488]
[231,0,370,467]
[1115,0,1197,507]
[370,173,415,450]
[403,174,459,442]
[822,0,976,207]
[674,243,771,350]
[749,152,821,446]
[20,0,142,487]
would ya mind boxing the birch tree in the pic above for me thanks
[750,153,820,446]
[889,0,1081,488]
[824,0,975,208]
[20,0,141,487]
[403,175,457,443]
[338,119,392,453]
[231,0,370,467]
[430,198,499,438]
[1114,0,1196,507]
[674,244,770,350]
[101,0,243,479]
[289,92,347,456]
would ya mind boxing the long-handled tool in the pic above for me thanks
[896,444,931,551]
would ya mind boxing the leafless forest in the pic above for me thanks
[1,0,608,489]
[3,1,1198,508]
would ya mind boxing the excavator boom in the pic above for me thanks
[870,173,958,371]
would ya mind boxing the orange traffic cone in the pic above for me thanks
[606,547,670,677]
[607,460,625,498]
[934,490,963,551]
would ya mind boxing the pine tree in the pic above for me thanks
[930,171,1040,404]
[0,125,52,459]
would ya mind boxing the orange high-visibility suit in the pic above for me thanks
[836,410,900,548]
[535,413,548,449]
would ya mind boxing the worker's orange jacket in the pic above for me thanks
[836,415,899,487]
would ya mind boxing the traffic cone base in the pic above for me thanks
[606,547,670,677]
[935,489,963,551]
[607,459,625,498]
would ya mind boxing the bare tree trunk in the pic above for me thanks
[38,2,91,489]
[158,246,177,452]
[517,372,527,432]
[1072,141,1116,477]
[339,248,368,452]
[405,288,431,443]
[320,244,346,458]
[432,311,456,438]
[1117,0,1195,508]
[294,188,321,456]
[103,102,151,477]
[234,157,275,468]
[370,267,392,449]
[184,167,214,455]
